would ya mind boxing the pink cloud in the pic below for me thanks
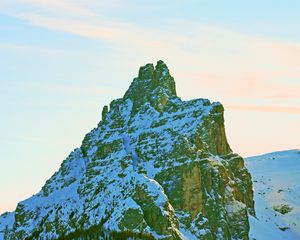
[3,1,300,107]
[226,104,300,114]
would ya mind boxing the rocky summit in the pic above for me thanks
[0,61,254,240]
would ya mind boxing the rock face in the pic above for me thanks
[0,61,254,240]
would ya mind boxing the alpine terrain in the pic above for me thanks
[246,149,300,240]
[0,61,255,239]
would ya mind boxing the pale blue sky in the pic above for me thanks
[0,0,299,212]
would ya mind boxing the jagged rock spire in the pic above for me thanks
[0,60,254,240]
[124,60,177,111]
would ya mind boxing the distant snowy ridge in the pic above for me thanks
[246,149,300,240]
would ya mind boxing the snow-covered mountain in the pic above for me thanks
[246,149,300,240]
[0,61,254,239]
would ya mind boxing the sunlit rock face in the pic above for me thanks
[0,61,254,240]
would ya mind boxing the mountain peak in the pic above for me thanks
[124,60,177,111]
[0,61,254,240]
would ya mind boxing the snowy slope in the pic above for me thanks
[246,149,300,240]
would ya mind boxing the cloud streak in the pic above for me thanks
[226,104,300,114]
[20,81,118,96]
[1,0,300,113]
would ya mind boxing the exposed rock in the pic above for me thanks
[273,204,293,215]
[0,60,254,240]
[101,105,109,122]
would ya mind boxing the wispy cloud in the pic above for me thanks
[1,0,300,113]
[1,0,96,17]
[14,13,124,41]
[226,104,300,114]
[19,81,118,96]
[0,42,64,56]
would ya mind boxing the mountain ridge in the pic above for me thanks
[0,60,254,240]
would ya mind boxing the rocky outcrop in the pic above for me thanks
[0,61,254,240]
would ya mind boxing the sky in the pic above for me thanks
[0,0,299,213]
